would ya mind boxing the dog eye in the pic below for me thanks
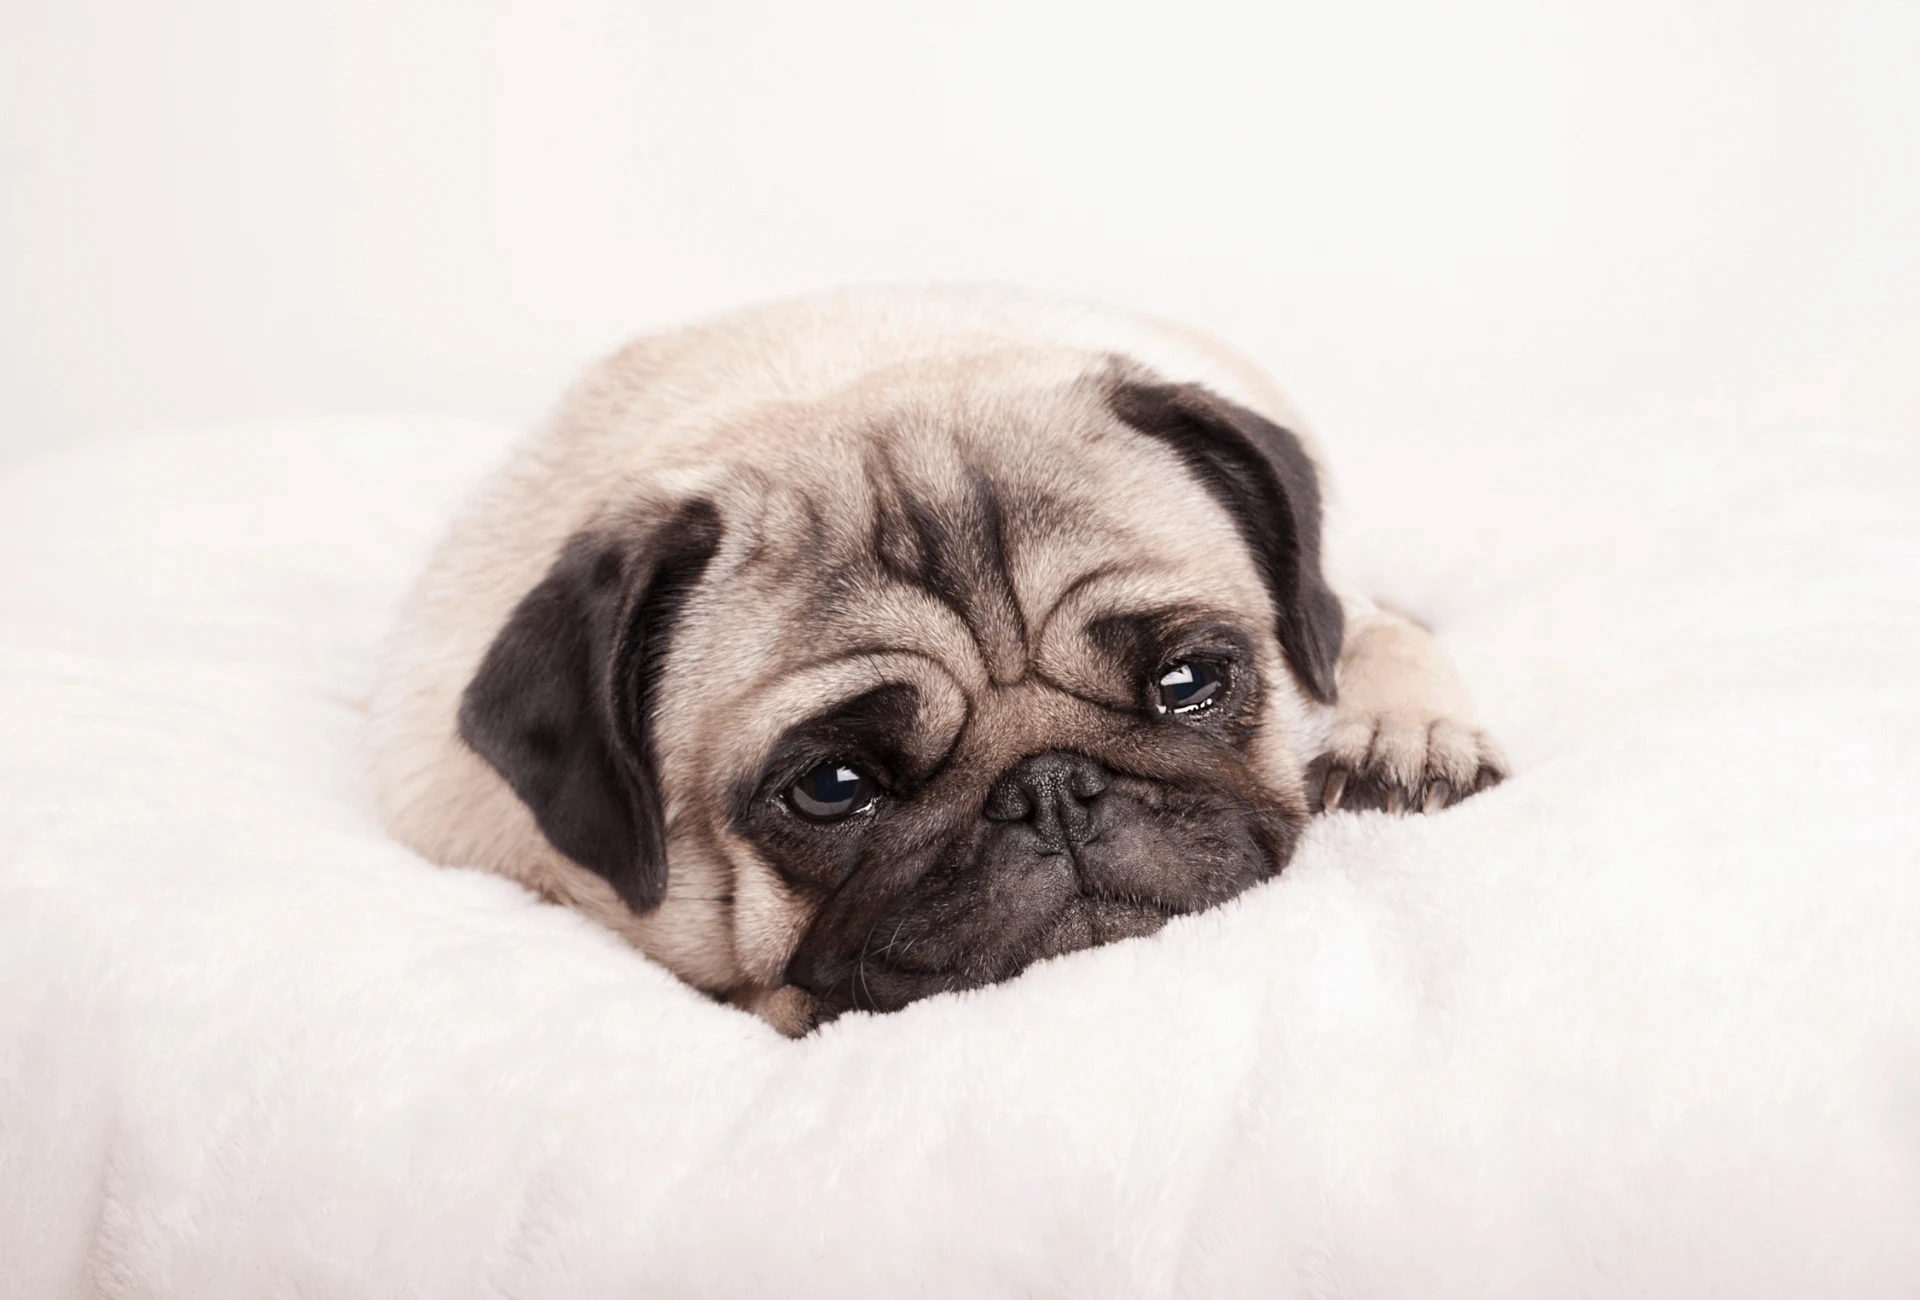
[787,762,879,821]
[1154,660,1225,715]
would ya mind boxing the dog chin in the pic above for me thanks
[800,894,1177,1021]
[792,805,1296,1023]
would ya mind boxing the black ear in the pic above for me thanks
[1108,378,1344,703]
[458,500,723,913]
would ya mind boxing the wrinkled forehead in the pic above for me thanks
[749,383,1268,661]
[654,377,1279,782]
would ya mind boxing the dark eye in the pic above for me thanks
[1154,660,1225,715]
[786,761,879,821]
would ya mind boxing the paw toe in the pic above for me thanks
[1312,715,1508,816]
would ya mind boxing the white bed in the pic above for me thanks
[3,416,1917,1297]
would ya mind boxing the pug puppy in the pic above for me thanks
[368,286,1506,1034]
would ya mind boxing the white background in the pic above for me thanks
[4,0,1916,467]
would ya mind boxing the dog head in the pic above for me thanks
[457,358,1341,1028]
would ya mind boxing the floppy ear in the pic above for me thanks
[1108,378,1344,703]
[458,500,723,914]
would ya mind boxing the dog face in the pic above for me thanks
[455,360,1342,1028]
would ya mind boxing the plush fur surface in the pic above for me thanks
[2,414,1919,1297]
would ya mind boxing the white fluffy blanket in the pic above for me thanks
[3,417,1918,1298]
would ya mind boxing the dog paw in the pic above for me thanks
[1310,714,1508,815]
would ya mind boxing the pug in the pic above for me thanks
[368,286,1506,1034]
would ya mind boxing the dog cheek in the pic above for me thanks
[1240,697,1321,821]
[724,845,821,987]
[1082,795,1278,908]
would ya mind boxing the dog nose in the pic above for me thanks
[983,750,1111,850]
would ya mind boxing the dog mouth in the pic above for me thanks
[786,797,1298,1022]
[796,889,1186,1020]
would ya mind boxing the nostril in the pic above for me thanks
[1068,763,1110,801]
[983,779,1033,823]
